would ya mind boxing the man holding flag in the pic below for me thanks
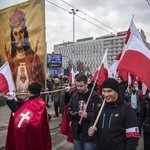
[88,78,139,150]
[67,73,101,150]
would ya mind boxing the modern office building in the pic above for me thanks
[54,30,149,73]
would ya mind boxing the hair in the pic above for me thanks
[28,82,42,95]
[117,76,124,81]
[75,74,88,84]
[10,26,32,57]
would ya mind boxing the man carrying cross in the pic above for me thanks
[5,82,52,150]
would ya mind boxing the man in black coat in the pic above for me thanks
[88,78,139,150]
[138,90,150,150]
[67,74,101,150]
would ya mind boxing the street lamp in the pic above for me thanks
[69,9,79,42]
[69,9,79,67]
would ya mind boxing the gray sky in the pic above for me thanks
[0,0,150,53]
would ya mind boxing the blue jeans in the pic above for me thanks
[74,134,95,150]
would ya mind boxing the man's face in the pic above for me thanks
[116,77,122,83]
[102,88,118,103]
[13,25,25,49]
[76,81,88,93]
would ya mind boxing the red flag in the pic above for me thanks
[6,98,52,150]
[118,20,150,90]
[0,62,15,95]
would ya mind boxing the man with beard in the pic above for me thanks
[5,9,45,93]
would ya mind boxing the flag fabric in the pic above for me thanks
[0,62,15,95]
[60,87,76,143]
[92,50,112,94]
[6,98,52,150]
[60,100,73,143]
[118,20,150,90]
[68,65,76,83]
[141,82,147,96]
[124,17,143,45]
[109,52,127,79]
[110,17,143,81]
[109,52,121,77]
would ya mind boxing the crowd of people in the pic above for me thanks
[4,74,150,150]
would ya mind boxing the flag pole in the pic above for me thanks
[16,88,66,96]
[1,88,69,99]
[93,99,105,128]
[78,50,107,124]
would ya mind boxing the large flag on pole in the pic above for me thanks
[118,20,150,90]
[109,17,142,80]
[124,17,143,45]
[0,62,15,95]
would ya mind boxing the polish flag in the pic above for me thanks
[110,17,143,81]
[124,17,143,45]
[0,62,15,95]
[68,65,76,83]
[92,49,112,88]
[118,20,150,90]
[109,52,121,78]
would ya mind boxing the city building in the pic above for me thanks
[54,30,149,73]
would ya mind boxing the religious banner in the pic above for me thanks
[0,0,46,94]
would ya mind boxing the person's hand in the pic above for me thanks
[65,86,70,92]
[69,111,78,116]
[88,126,97,137]
[6,92,16,100]
[81,111,87,118]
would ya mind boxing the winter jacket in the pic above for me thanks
[138,96,150,133]
[67,90,101,142]
[124,89,141,114]
[94,97,139,150]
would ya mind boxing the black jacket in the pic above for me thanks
[67,90,101,142]
[138,96,150,133]
[94,97,139,150]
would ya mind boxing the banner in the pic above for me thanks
[0,0,46,93]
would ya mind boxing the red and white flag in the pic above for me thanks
[109,52,128,81]
[0,62,15,95]
[68,65,76,83]
[118,20,150,90]
[92,49,112,86]
[124,17,143,45]
[109,52,122,78]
